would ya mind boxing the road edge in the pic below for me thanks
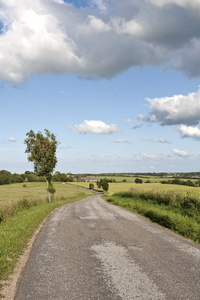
[0,210,55,300]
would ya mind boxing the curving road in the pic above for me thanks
[15,195,200,299]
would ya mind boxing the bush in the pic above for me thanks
[97,179,109,192]
[89,183,94,190]
[135,178,143,184]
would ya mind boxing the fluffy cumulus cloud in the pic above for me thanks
[1,0,200,82]
[179,124,200,139]
[139,88,200,126]
[171,148,190,157]
[71,120,119,134]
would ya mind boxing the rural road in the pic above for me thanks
[14,194,200,300]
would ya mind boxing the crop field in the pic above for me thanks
[69,180,200,199]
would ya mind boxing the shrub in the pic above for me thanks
[135,178,143,184]
[89,183,94,190]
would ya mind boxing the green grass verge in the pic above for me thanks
[0,191,90,293]
[105,193,200,244]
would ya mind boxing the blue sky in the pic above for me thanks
[1,0,200,174]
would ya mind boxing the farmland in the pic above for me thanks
[0,181,92,203]
[69,178,200,198]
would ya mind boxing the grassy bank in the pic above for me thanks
[105,188,200,243]
[0,183,93,292]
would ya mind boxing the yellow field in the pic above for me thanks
[69,181,200,199]
[98,175,162,183]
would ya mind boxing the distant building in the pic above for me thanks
[80,176,100,182]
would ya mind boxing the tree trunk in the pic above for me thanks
[44,176,51,202]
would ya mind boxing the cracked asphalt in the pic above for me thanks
[14,195,200,299]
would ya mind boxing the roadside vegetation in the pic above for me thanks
[105,188,200,243]
[0,182,93,291]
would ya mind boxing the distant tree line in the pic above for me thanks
[52,171,74,182]
[0,170,45,185]
[161,178,200,187]
[0,170,75,185]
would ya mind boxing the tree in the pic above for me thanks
[96,180,102,188]
[24,129,58,202]
[101,181,109,192]
[89,183,94,190]
[0,170,12,185]
[135,178,143,184]
[96,179,109,192]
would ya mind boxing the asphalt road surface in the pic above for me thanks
[15,195,200,300]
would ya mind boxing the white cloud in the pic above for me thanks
[1,0,200,82]
[179,124,200,139]
[171,148,190,157]
[8,137,17,142]
[71,120,119,134]
[148,0,200,10]
[140,88,200,126]
[114,139,132,144]
[124,118,132,123]
[92,0,108,12]
[141,153,157,160]
[140,152,171,160]
[142,137,170,143]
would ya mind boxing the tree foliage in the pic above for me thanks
[96,179,109,192]
[89,183,94,190]
[135,178,143,184]
[24,129,58,202]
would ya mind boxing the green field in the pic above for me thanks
[0,182,92,202]
[0,182,93,218]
